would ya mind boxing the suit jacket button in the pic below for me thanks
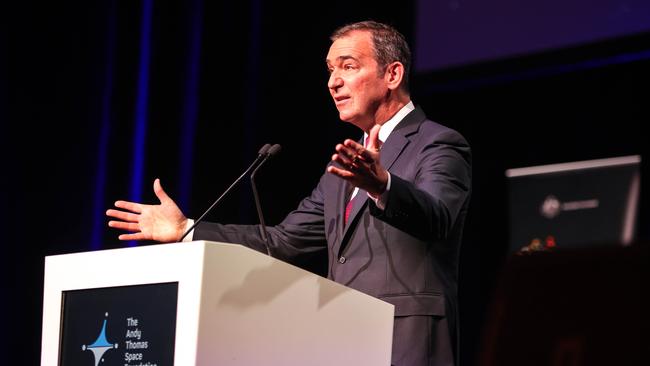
[338,256,346,264]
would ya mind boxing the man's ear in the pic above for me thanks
[384,62,405,91]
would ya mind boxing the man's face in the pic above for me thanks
[326,30,388,129]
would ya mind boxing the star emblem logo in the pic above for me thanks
[82,312,118,366]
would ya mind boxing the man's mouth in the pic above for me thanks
[334,96,350,106]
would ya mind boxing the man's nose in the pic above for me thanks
[328,71,343,90]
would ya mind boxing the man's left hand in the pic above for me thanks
[327,124,389,197]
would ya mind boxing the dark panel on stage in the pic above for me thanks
[478,244,649,366]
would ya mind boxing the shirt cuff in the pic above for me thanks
[182,219,195,242]
[367,173,391,210]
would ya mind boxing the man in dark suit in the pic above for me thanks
[107,20,471,366]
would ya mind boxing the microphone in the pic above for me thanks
[251,144,281,256]
[179,144,272,242]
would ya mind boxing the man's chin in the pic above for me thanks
[339,117,367,131]
[337,111,367,129]
[337,111,355,123]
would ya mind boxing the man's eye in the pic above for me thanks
[344,64,354,70]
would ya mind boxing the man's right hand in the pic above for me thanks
[106,178,187,243]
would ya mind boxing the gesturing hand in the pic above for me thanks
[327,124,389,197]
[106,178,188,243]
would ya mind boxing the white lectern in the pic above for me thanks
[42,241,394,365]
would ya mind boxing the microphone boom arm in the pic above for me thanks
[179,144,271,242]
[250,144,281,256]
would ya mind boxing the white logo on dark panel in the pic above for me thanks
[540,194,600,219]
[540,195,561,218]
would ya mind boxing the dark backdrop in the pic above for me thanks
[2,1,648,365]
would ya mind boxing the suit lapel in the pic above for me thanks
[379,132,408,171]
[337,106,426,255]
[343,188,368,232]
[338,191,368,258]
[335,180,352,244]
[340,132,407,240]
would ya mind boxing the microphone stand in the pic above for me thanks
[250,144,281,256]
[179,144,271,242]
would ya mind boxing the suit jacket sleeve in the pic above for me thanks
[193,172,329,261]
[369,128,471,243]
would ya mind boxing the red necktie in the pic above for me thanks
[344,190,355,224]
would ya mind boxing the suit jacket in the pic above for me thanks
[195,106,472,366]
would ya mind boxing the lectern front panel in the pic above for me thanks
[58,282,178,366]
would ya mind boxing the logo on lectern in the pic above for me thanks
[81,312,118,366]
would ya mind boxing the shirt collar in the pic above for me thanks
[364,101,415,145]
